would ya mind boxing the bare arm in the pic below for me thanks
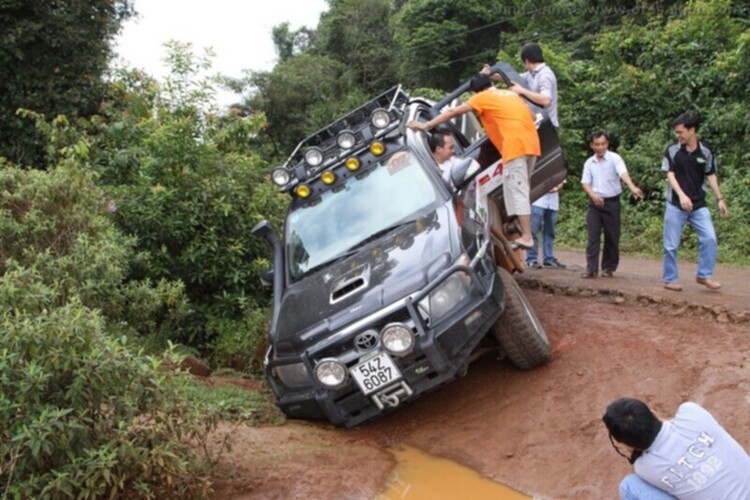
[706,173,728,218]
[620,173,644,199]
[407,103,473,131]
[582,182,604,207]
[509,84,551,107]
[667,171,693,212]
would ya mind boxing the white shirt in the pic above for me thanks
[581,151,628,198]
[437,156,464,184]
[635,402,750,499]
[532,192,559,210]
[521,63,558,127]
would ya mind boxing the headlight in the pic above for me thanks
[381,323,414,356]
[274,362,310,387]
[337,130,357,149]
[304,147,324,167]
[424,272,471,322]
[371,109,391,129]
[272,167,290,187]
[315,358,347,388]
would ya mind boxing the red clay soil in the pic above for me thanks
[210,252,750,499]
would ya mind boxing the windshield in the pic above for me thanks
[286,150,440,281]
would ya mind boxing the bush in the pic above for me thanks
[0,271,216,498]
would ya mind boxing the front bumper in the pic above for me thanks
[265,263,504,427]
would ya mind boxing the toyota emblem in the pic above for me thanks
[354,330,379,351]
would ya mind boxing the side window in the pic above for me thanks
[433,98,486,152]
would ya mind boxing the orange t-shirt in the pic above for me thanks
[467,88,541,162]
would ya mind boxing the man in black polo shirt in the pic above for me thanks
[662,113,729,291]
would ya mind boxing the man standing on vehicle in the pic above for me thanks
[407,73,540,250]
[581,131,643,278]
[603,398,750,499]
[508,43,565,269]
[662,112,728,292]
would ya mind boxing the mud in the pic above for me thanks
[211,252,750,499]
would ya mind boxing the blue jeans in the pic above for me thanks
[662,203,717,283]
[619,474,677,500]
[527,205,558,264]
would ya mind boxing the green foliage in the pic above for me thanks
[0,292,216,498]
[316,0,398,92]
[177,378,282,424]
[91,43,287,358]
[393,0,508,90]
[0,0,135,165]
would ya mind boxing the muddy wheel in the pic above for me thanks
[491,267,551,369]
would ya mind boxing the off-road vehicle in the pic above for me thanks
[253,63,567,427]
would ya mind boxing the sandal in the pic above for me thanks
[580,272,597,279]
[510,240,533,251]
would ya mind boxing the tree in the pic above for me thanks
[0,0,134,166]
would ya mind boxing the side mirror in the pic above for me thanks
[260,268,274,290]
[450,158,481,189]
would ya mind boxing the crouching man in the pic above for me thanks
[602,398,750,499]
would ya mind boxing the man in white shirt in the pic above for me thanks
[603,398,750,499]
[427,129,461,185]
[581,131,643,278]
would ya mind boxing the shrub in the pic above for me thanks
[0,271,216,498]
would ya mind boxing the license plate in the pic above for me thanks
[350,353,402,396]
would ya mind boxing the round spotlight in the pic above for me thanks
[370,141,385,156]
[371,109,391,129]
[271,167,290,187]
[337,130,357,150]
[295,184,311,198]
[345,157,361,171]
[315,359,347,388]
[381,323,414,356]
[321,171,336,185]
[304,147,324,167]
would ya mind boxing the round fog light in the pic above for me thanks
[295,184,311,198]
[271,167,290,187]
[337,130,357,150]
[370,141,385,156]
[371,109,391,129]
[345,157,360,171]
[381,323,414,356]
[321,171,336,185]
[315,359,347,388]
[304,147,323,167]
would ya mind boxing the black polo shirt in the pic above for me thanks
[662,142,716,210]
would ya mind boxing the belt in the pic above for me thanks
[603,195,621,201]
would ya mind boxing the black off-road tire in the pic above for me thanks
[491,267,551,369]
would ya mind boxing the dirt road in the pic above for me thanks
[212,252,750,499]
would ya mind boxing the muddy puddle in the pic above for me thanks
[377,445,530,499]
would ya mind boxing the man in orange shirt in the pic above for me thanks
[408,73,541,249]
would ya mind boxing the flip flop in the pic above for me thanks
[510,240,533,251]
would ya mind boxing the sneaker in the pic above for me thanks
[580,272,597,279]
[664,282,683,291]
[696,277,722,290]
[601,269,614,277]
[526,261,542,269]
[543,258,566,269]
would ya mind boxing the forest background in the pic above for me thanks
[1,0,748,496]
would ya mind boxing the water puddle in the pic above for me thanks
[377,445,531,499]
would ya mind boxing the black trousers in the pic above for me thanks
[585,197,621,273]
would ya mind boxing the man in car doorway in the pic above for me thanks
[408,73,540,251]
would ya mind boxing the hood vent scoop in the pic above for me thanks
[330,266,370,304]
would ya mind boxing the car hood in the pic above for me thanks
[274,203,460,354]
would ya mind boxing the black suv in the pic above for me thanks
[253,63,567,427]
